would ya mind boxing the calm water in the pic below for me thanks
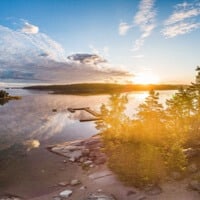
[0,89,175,150]
[0,89,176,195]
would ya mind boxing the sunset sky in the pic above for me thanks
[0,0,200,86]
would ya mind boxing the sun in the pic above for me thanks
[133,72,159,84]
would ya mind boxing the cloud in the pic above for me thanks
[162,21,200,38]
[162,1,200,38]
[21,22,39,34]
[89,45,109,57]
[0,23,131,84]
[119,22,132,35]
[132,0,156,51]
[67,53,107,65]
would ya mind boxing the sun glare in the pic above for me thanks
[133,72,160,84]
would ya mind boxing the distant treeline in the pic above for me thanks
[24,83,187,95]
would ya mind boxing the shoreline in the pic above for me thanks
[1,135,200,200]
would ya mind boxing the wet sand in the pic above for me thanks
[0,147,80,199]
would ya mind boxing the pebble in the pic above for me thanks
[69,157,75,162]
[84,193,116,200]
[80,186,87,190]
[84,160,93,165]
[53,197,62,200]
[59,190,73,198]
[97,189,103,192]
[70,179,81,186]
[137,195,146,200]
[58,181,69,187]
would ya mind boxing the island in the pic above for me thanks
[0,90,21,105]
[24,83,187,95]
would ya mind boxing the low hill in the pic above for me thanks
[24,83,187,95]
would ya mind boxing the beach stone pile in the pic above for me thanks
[49,135,107,167]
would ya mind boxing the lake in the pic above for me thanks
[0,89,176,197]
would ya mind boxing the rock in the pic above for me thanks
[80,186,87,190]
[53,197,62,200]
[137,195,146,200]
[59,190,73,198]
[68,150,82,161]
[97,189,103,192]
[145,184,162,195]
[70,179,81,186]
[127,190,136,196]
[82,148,90,156]
[58,181,69,187]
[0,197,22,200]
[90,164,95,168]
[85,136,101,146]
[84,160,93,166]
[183,148,199,158]
[84,193,116,200]
[188,163,198,173]
[69,157,75,162]
[188,180,200,192]
[52,109,57,112]
[89,170,113,180]
[63,145,83,152]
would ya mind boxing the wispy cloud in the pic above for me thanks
[162,21,200,38]
[132,0,156,51]
[118,22,132,36]
[21,22,39,34]
[162,1,200,38]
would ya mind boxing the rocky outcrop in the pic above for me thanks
[48,135,107,167]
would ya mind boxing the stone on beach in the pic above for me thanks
[58,181,69,187]
[70,179,81,186]
[84,193,116,200]
[59,190,73,198]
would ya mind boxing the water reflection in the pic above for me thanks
[0,89,175,152]
[0,99,9,106]
[30,112,76,140]
[23,139,40,151]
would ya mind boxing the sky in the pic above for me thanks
[0,0,200,86]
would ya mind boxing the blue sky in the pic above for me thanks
[0,0,200,85]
